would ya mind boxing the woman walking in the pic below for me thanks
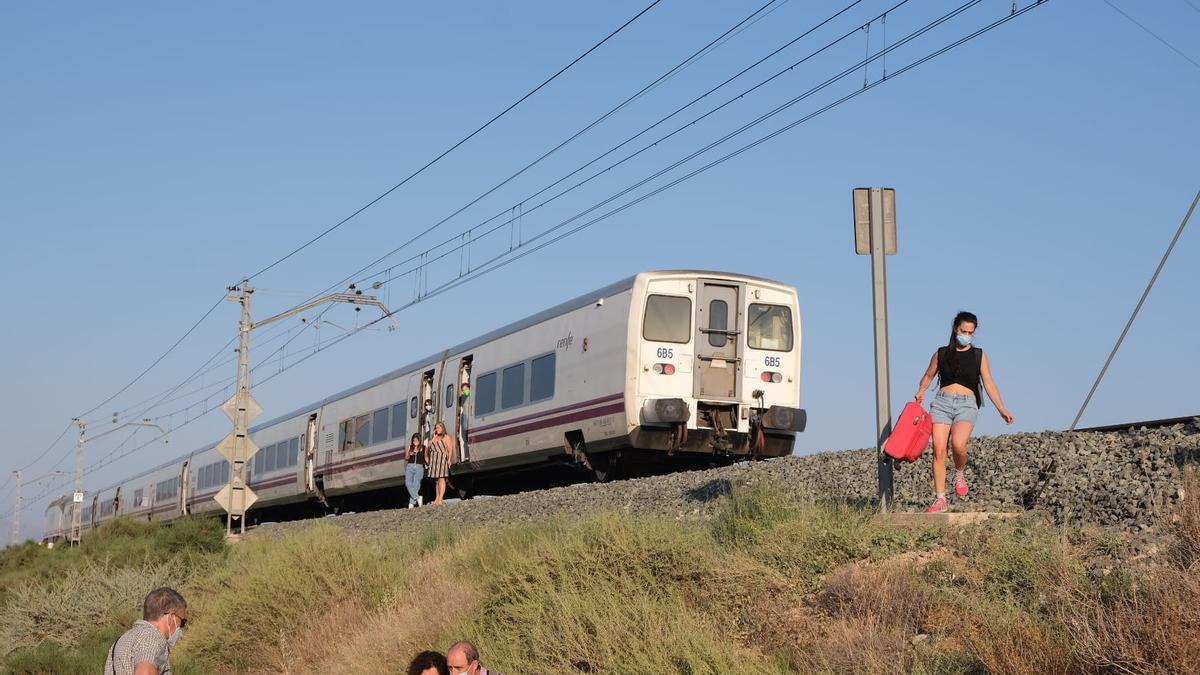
[425,421,456,505]
[404,433,426,508]
[915,311,1014,513]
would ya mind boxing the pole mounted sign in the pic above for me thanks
[852,187,898,512]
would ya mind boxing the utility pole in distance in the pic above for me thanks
[853,187,898,512]
[216,279,395,539]
[68,418,166,545]
[10,470,20,547]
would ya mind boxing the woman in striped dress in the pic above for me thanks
[425,421,456,504]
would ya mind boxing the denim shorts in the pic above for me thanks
[930,391,978,426]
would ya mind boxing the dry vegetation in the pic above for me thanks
[3,470,1199,674]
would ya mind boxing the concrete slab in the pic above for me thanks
[878,511,1024,527]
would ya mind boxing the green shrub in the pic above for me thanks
[177,522,407,672]
[0,558,186,656]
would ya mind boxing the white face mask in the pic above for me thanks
[167,615,184,646]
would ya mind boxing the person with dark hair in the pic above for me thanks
[915,311,1014,513]
[405,432,426,508]
[407,650,450,675]
[447,640,503,675]
[104,587,187,674]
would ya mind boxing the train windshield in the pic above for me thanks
[643,295,691,343]
[747,304,793,351]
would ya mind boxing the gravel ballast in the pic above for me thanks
[256,420,1200,538]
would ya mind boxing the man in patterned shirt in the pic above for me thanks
[104,587,188,675]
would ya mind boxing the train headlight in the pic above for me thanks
[760,371,782,383]
[652,363,676,375]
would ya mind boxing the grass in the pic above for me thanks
[3,471,1200,674]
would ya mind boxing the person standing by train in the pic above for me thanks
[914,311,1015,513]
[425,421,456,504]
[404,433,426,508]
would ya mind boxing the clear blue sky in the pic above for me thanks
[2,0,1198,539]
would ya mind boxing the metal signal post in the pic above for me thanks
[217,280,395,539]
[853,187,898,512]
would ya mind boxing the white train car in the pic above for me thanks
[46,270,805,538]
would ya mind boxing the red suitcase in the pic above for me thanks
[884,401,933,463]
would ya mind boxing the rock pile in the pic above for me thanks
[257,420,1200,538]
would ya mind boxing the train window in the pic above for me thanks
[391,403,406,439]
[707,300,729,348]
[289,437,300,466]
[354,414,371,449]
[410,397,418,419]
[643,295,691,344]
[747,304,794,352]
[501,363,525,409]
[446,384,454,408]
[530,353,555,402]
[264,444,278,473]
[339,418,354,452]
[475,372,497,416]
[222,460,230,482]
[133,489,143,507]
[373,408,390,445]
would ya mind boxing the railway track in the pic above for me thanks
[1074,415,1199,433]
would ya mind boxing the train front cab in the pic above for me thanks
[630,273,805,460]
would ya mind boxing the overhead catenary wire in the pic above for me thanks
[9,0,1049,519]
[1102,0,1200,72]
[242,0,665,285]
[349,0,936,292]
[1070,187,1199,430]
[14,422,74,474]
[327,0,879,298]
[309,0,824,299]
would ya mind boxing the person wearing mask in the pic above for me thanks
[914,310,1015,513]
[407,651,449,675]
[404,433,426,508]
[104,587,187,675]
[425,421,456,504]
[447,641,503,675]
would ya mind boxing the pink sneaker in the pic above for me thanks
[926,496,948,514]
[954,472,969,497]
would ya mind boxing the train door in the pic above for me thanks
[113,487,122,517]
[179,462,190,515]
[455,356,473,462]
[304,413,319,494]
[695,281,741,399]
[419,370,435,443]
[90,495,99,529]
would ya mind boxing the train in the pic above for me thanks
[44,270,805,541]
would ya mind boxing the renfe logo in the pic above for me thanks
[556,333,574,351]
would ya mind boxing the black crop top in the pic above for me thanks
[937,346,983,408]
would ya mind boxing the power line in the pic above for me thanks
[75,295,227,420]
[1071,187,1199,429]
[243,0,665,284]
[1103,0,1200,72]
[15,422,73,473]
[341,0,891,294]
[312,0,814,298]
